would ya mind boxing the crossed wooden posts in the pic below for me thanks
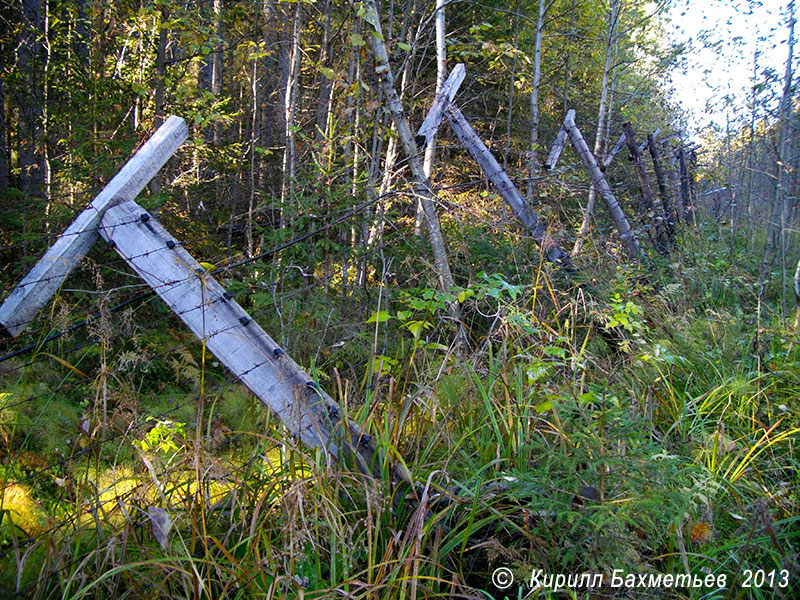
[0,116,409,484]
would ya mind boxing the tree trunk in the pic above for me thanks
[247,54,258,257]
[18,0,45,201]
[794,253,800,327]
[504,0,520,171]
[0,69,6,193]
[360,0,462,335]
[622,122,669,253]
[341,16,362,296]
[572,0,620,256]
[280,1,302,229]
[42,0,52,236]
[760,0,795,308]
[561,0,576,115]
[315,0,334,151]
[527,0,547,200]
[423,0,446,180]
[563,110,639,259]
[779,0,796,312]
[149,5,168,196]
[744,44,760,249]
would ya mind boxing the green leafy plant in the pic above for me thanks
[133,419,186,454]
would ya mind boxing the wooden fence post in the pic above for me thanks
[666,146,683,225]
[416,64,465,149]
[98,198,411,483]
[444,104,574,270]
[563,111,640,259]
[646,133,676,239]
[602,132,627,171]
[544,124,569,172]
[0,116,188,337]
[677,147,695,224]
[622,122,669,253]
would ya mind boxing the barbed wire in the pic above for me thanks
[0,191,395,363]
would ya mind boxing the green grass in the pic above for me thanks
[0,225,798,599]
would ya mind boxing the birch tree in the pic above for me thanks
[572,0,620,256]
[281,1,303,228]
[527,0,548,201]
[359,0,462,337]
[422,0,447,181]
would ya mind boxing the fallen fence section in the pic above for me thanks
[0,114,406,483]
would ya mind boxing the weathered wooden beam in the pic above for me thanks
[444,104,574,270]
[598,127,660,171]
[666,145,682,225]
[677,147,694,223]
[646,133,676,239]
[544,120,569,171]
[416,63,465,149]
[563,111,640,259]
[601,132,627,170]
[98,199,408,482]
[622,122,669,254]
[0,116,188,337]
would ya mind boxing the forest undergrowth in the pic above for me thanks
[0,216,798,600]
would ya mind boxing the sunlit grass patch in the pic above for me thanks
[0,483,48,539]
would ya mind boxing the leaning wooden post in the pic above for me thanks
[444,104,574,270]
[646,133,676,239]
[0,116,188,337]
[544,125,568,172]
[571,129,627,257]
[98,198,411,484]
[622,122,669,253]
[416,64,465,149]
[563,111,640,259]
[677,147,694,224]
[666,145,682,225]
[602,132,627,171]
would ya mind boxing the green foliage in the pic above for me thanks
[0,0,798,597]
[133,418,186,454]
